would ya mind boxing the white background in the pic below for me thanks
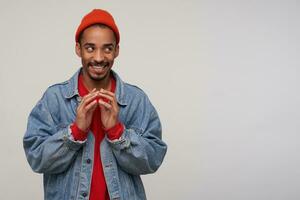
[1,0,300,199]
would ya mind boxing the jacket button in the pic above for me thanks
[82,192,87,197]
[86,158,91,164]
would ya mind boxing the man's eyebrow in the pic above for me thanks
[82,43,115,47]
[83,43,95,47]
[103,43,115,47]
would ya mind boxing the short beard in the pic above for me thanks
[90,74,106,81]
[88,68,111,82]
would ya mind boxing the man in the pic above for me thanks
[23,9,167,200]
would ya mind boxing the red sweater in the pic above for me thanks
[71,74,124,200]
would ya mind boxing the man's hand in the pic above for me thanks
[98,88,119,129]
[75,88,99,132]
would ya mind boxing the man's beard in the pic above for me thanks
[86,60,111,81]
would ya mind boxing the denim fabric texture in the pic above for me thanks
[23,68,167,200]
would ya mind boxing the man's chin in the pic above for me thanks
[84,66,111,82]
[89,72,110,82]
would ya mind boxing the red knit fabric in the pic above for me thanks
[71,73,123,200]
[75,9,120,44]
[70,122,88,141]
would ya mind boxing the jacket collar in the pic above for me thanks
[63,68,127,106]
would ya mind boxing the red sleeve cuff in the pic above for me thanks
[105,122,124,140]
[70,123,88,141]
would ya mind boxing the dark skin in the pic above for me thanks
[75,25,120,131]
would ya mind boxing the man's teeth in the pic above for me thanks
[92,65,105,68]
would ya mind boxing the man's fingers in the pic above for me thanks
[85,100,98,112]
[99,99,112,109]
[78,89,117,114]
[98,93,114,102]
[99,89,117,106]
[80,92,98,107]
[82,90,97,101]
[100,89,115,97]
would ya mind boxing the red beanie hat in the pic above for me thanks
[75,9,120,44]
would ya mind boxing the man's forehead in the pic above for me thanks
[80,25,117,45]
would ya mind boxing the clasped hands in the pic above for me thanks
[75,88,119,132]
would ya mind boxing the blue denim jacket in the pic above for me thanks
[23,69,167,200]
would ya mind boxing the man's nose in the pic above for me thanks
[94,49,105,62]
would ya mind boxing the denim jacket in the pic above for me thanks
[23,69,167,200]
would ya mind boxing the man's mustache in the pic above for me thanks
[88,61,109,67]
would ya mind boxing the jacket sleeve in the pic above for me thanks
[23,90,85,174]
[107,95,167,175]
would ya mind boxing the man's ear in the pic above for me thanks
[75,42,81,57]
[114,44,120,58]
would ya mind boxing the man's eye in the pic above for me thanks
[104,47,113,53]
[86,47,93,52]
